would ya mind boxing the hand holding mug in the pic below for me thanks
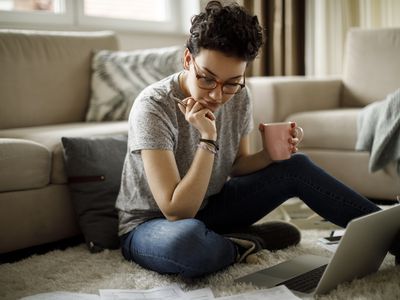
[259,121,304,161]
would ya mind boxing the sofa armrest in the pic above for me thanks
[247,76,343,124]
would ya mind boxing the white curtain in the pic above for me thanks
[306,0,400,76]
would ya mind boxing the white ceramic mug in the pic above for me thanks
[261,122,304,161]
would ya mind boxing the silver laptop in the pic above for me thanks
[235,204,400,295]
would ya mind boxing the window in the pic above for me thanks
[0,0,72,24]
[0,0,196,33]
[0,0,64,13]
[77,0,179,32]
[83,0,168,22]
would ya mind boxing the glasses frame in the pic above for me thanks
[192,57,246,95]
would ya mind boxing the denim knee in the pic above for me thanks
[126,218,236,278]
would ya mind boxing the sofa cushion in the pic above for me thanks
[0,30,118,130]
[286,108,360,151]
[85,46,182,122]
[0,121,128,184]
[0,138,51,192]
[61,135,127,252]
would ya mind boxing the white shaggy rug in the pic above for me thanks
[1,230,399,300]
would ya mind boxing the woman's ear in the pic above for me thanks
[183,48,192,70]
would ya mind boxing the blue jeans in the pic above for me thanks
[121,153,380,277]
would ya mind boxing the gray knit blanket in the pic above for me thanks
[356,89,400,175]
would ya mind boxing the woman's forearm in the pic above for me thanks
[230,149,272,177]
[167,146,216,220]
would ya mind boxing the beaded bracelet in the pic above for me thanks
[197,142,217,155]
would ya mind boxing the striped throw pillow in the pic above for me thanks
[86,46,182,121]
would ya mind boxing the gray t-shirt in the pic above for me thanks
[116,72,254,236]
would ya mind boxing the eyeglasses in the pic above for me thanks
[192,58,246,95]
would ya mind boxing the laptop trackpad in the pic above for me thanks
[235,271,283,287]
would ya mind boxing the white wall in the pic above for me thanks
[0,23,187,51]
[0,21,188,51]
[117,31,186,51]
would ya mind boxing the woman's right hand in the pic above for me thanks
[178,97,217,140]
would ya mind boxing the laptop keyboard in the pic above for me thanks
[278,264,328,293]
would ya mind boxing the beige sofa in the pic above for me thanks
[0,30,128,254]
[248,27,400,201]
[0,28,399,256]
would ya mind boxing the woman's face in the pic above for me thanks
[182,48,247,113]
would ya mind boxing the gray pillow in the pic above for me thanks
[61,135,127,253]
[85,46,183,122]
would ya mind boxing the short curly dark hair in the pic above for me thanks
[186,1,263,62]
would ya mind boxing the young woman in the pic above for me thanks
[116,1,398,278]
